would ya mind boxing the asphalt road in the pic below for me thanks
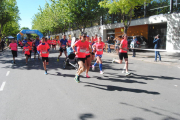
[0,48,180,120]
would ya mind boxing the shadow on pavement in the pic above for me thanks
[120,102,179,120]
[79,113,94,120]
[82,82,160,95]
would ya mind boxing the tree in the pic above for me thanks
[0,0,20,37]
[99,0,152,34]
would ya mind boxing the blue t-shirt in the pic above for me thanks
[60,39,68,46]
[34,40,40,47]
[22,40,28,46]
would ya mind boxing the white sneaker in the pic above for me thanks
[112,58,115,63]
[125,72,131,76]
[100,71,104,74]
[92,65,95,71]
[122,70,125,73]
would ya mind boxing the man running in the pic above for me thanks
[72,33,89,83]
[112,34,130,76]
[37,37,50,75]
[92,37,105,74]
[23,43,31,65]
[33,37,40,59]
[9,39,18,64]
[57,35,68,62]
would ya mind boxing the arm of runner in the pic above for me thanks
[89,44,92,53]
[72,44,77,54]
[119,43,128,51]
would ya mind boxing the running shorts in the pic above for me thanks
[119,53,128,60]
[59,48,66,52]
[11,50,17,57]
[42,57,49,62]
[95,54,102,58]
[91,52,95,55]
[52,45,56,47]
[86,55,91,59]
[25,54,31,57]
[76,57,86,63]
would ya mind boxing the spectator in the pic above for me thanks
[153,34,161,62]
[1,40,5,51]
[107,37,111,53]
[130,36,137,57]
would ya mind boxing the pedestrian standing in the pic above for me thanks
[112,35,131,76]
[153,34,161,62]
[1,40,5,51]
[107,37,111,53]
[130,36,137,57]
[9,39,18,64]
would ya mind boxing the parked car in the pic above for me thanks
[127,36,148,50]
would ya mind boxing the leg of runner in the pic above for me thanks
[124,58,130,75]
[92,60,98,71]
[43,60,47,75]
[75,61,85,83]
[13,57,15,64]
[85,56,91,77]
[26,55,28,64]
[57,51,62,62]
[96,56,104,74]
[30,50,32,60]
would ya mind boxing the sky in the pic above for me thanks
[16,0,51,29]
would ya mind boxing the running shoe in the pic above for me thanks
[74,75,80,83]
[125,72,131,76]
[45,70,47,75]
[92,65,95,71]
[100,71,104,74]
[112,58,115,63]
[57,58,59,62]
[122,70,125,73]
[86,74,90,78]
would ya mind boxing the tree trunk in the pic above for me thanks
[0,24,3,37]
[124,26,128,34]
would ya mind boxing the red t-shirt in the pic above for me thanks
[74,40,89,58]
[27,42,32,50]
[37,43,50,57]
[52,40,56,45]
[19,41,23,46]
[68,40,71,46]
[9,43,17,51]
[119,39,128,53]
[24,46,30,55]
[93,38,98,42]
[94,42,105,55]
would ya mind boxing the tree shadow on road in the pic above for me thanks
[79,113,94,120]
[82,82,160,95]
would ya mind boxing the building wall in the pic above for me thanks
[51,13,180,51]
[115,25,149,39]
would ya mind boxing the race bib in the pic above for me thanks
[86,50,89,53]
[25,49,29,51]
[80,48,86,53]
[62,45,65,48]
[42,50,47,54]
[97,49,102,51]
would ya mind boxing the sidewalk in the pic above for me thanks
[104,51,180,67]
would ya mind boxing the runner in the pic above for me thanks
[90,36,95,61]
[57,35,68,62]
[9,39,18,64]
[37,37,50,75]
[92,37,105,74]
[33,37,40,59]
[23,43,31,65]
[93,34,98,42]
[47,39,51,48]
[67,39,71,47]
[52,39,57,50]
[72,33,89,83]
[27,39,33,60]
[112,34,130,76]
[19,40,23,49]
[85,36,92,78]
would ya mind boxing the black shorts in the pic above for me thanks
[119,53,128,60]
[76,58,86,63]
[91,52,95,55]
[33,46,37,53]
[52,45,56,47]
[42,57,49,62]
[11,50,17,57]
[25,54,30,57]
[86,55,91,59]
[59,48,66,52]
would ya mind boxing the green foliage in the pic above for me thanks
[99,0,152,33]
[0,0,20,37]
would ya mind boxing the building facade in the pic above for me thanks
[50,0,180,51]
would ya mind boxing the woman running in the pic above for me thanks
[23,43,31,65]
[72,34,89,83]
[27,39,33,60]
[92,37,105,74]
[9,39,18,64]
[84,36,92,78]
[112,34,130,76]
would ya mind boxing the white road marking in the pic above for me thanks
[0,82,6,91]
[6,71,10,76]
